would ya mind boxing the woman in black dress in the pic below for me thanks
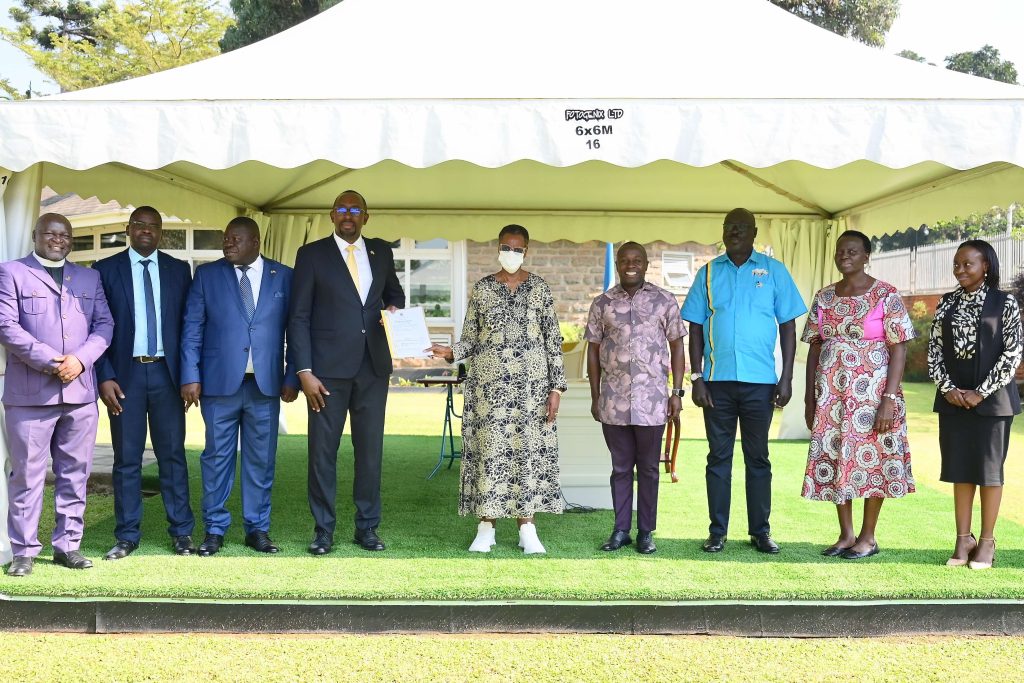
[929,240,1022,570]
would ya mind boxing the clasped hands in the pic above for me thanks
[51,355,83,384]
[943,387,984,410]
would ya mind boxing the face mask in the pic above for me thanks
[498,251,524,273]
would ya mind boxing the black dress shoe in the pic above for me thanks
[750,534,780,554]
[354,527,386,551]
[172,535,195,556]
[245,530,280,554]
[702,534,727,553]
[822,544,852,557]
[6,556,33,576]
[841,542,879,560]
[197,533,224,557]
[104,540,139,561]
[53,550,93,569]
[601,530,632,551]
[308,529,333,555]
[636,531,657,555]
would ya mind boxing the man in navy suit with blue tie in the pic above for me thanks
[180,217,299,556]
[93,206,196,560]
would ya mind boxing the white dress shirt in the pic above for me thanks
[234,255,264,373]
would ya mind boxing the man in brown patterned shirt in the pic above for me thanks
[585,242,687,554]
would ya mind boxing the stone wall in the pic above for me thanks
[467,239,720,327]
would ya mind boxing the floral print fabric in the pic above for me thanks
[452,274,567,518]
[800,280,917,503]
[584,283,686,426]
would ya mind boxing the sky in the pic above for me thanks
[2,0,1024,96]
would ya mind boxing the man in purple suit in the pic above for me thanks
[0,213,113,577]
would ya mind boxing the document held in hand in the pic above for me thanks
[382,306,433,359]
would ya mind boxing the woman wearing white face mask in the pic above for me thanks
[429,225,567,554]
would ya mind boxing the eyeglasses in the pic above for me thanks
[499,245,526,255]
[40,231,70,243]
[333,207,364,217]
[128,220,161,230]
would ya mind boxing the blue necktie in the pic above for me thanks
[239,265,255,321]
[140,259,157,356]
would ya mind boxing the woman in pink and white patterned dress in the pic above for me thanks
[801,230,917,560]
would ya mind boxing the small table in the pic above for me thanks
[417,375,465,479]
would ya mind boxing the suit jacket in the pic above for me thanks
[0,255,114,406]
[288,235,405,379]
[92,249,192,386]
[181,256,298,398]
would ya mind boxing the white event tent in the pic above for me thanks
[2,0,1024,563]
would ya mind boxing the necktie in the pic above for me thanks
[238,265,255,321]
[140,259,157,356]
[346,245,361,296]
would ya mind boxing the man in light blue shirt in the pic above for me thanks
[681,208,807,555]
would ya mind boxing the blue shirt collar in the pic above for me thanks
[713,250,765,268]
[128,247,159,265]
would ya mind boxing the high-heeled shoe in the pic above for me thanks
[968,537,996,570]
[945,533,976,567]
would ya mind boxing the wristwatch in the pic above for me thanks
[689,372,703,382]
[672,388,686,398]
[882,392,898,401]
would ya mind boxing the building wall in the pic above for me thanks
[467,239,720,327]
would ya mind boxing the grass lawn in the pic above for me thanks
[2,633,1024,682]
[4,383,1024,601]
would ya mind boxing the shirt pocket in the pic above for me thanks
[19,292,47,315]
[72,290,95,315]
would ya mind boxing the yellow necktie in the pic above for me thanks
[346,244,361,294]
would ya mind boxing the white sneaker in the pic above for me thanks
[468,521,496,553]
[518,522,546,554]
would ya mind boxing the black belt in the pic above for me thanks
[134,356,164,363]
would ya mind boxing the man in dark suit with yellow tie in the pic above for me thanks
[288,190,405,554]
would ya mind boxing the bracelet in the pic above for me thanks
[881,392,898,401]
[551,388,564,395]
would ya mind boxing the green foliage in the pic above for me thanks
[769,0,900,47]
[0,77,29,100]
[219,0,341,52]
[0,0,234,92]
[896,49,927,63]
[945,44,1018,84]
[877,203,1024,251]
[559,322,585,345]
[902,300,933,382]
[6,0,103,49]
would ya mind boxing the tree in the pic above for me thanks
[896,49,926,63]
[944,44,1018,84]
[7,0,104,49]
[219,0,341,52]
[1,0,234,92]
[769,0,900,47]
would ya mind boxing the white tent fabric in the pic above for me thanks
[2,0,1024,555]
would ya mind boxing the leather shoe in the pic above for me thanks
[173,535,195,556]
[104,540,138,561]
[601,530,632,551]
[354,527,386,551]
[6,556,33,576]
[308,529,333,555]
[841,542,879,560]
[702,534,727,553]
[750,534,780,554]
[245,530,279,554]
[822,544,852,557]
[197,533,224,557]
[636,530,656,554]
[53,550,93,569]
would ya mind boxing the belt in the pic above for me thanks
[134,355,164,363]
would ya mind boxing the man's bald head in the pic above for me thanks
[33,212,73,261]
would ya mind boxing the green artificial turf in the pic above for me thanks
[3,382,1024,601]
[1,633,1023,682]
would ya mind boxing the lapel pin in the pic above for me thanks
[370,250,376,256]
[270,269,277,275]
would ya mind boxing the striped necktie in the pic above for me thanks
[238,265,255,321]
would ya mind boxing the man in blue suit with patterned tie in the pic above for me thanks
[180,217,299,556]
[93,206,196,560]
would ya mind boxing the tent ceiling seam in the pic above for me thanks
[109,163,258,212]
[262,208,825,218]
[261,168,356,211]
[719,161,832,218]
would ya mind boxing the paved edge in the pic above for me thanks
[1,597,1023,636]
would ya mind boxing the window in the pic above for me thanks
[100,231,127,250]
[72,235,94,252]
[392,239,454,322]
[71,220,224,273]
[193,229,223,250]
[662,251,695,294]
